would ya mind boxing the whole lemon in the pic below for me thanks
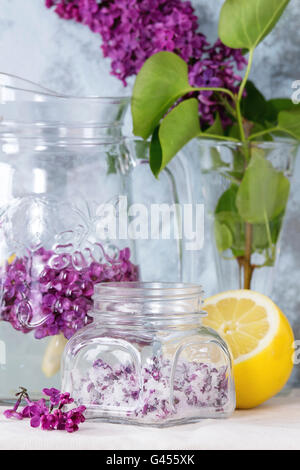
[203,290,294,409]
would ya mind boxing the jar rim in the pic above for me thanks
[94,281,204,299]
[93,282,206,325]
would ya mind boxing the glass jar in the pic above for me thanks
[182,138,298,296]
[62,282,235,426]
[0,74,187,402]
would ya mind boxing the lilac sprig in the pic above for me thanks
[4,387,86,433]
[45,0,247,128]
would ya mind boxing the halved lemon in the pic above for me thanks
[203,290,294,409]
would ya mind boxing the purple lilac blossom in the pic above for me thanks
[45,0,247,128]
[3,387,86,433]
[72,355,229,421]
[0,246,138,340]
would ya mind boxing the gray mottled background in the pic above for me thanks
[0,0,300,380]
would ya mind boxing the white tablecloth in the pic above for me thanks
[0,389,300,450]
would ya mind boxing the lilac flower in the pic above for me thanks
[189,39,247,126]
[58,392,74,406]
[52,409,67,430]
[65,406,86,433]
[3,386,86,433]
[21,398,49,428]
[42,387,62,406]
[45,0,206,87]
[45,0,247,128]
[40,413,59,430]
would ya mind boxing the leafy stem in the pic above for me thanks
[243,223,254,289]
[236,48,254,142]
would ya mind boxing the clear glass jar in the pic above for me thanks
[0,74,187,402]
[62,282,235,426]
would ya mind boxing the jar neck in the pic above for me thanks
[0,74,130,142]
[93,282,205,331]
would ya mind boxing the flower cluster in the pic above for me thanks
[46,0,206,86]
[189,39,247,127]
[45,0,247,128]
[72,355,229,422]
[4,387,86,433]
[1,246,138,339]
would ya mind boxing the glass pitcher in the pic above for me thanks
[0,74,186,402]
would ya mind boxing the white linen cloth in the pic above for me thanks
[0,389,299,450]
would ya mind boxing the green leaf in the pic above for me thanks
[149,127,162,177]
[241,81,268,125]
[204,113,224,137]
[215,185,245,253]
[208,148,230,172]
[277,107,300,140]
[219,0,290,50]
[215,184,239,214]
[214,219,233,252]
[236,153,290,224]
[213,183,284,256]
[132,52,194,139]
[106,153,117,175]
[252,212,284,252]
[133,140,150,160]
[150,98,200,177]
[252,224,269,251]
[227,124,240,140]
[270,212,284,244]
[264,98,296,123]
[215,211,245,253]
[217,147,245,182]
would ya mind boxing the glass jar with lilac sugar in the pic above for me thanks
[62,282,236,426]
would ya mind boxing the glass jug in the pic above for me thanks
[62,282,235,426]
[0,74,186,402]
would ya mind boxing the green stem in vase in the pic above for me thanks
[243,223,254,289]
